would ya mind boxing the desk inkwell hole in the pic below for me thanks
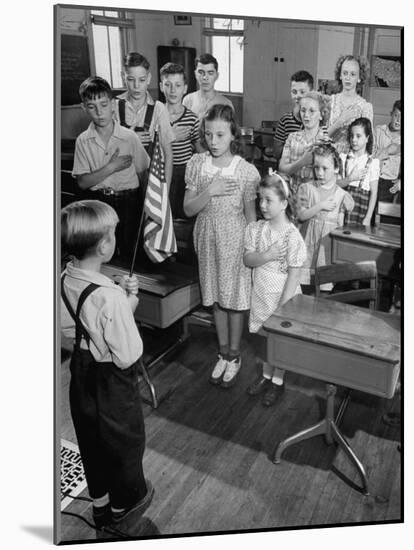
[343,230,351,235]
[281,321,292,328]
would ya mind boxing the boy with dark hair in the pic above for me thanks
[61,199,154,528]
[72,76,149,263]
[374,99,401,203]
[160,62,202,218]
[182,53,234,119]
[273,70,314,162]
[115,51,175,190]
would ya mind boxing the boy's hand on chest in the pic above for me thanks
[108,148,132,172]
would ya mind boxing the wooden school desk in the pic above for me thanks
[263,294,400,495]
[101,261,201,407]
[330,223,401,278]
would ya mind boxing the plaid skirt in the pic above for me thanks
[348,187,370,224]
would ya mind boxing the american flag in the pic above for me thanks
[143,132,177,262]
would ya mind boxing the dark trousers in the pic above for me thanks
[170,164,187,219]
[81,189,141,265]
[69,349,147,509]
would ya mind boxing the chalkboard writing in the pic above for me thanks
[61,34,91,106]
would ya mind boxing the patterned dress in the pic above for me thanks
[328,93,373,155]
[185,152,260,310]
[245,220,307,333]
[297,181,355,284]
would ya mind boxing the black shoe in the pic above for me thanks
[262,383,284,407]
[247,376,271,396]
[92,503,112,529]
[112,481,154,524]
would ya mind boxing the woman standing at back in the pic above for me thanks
[327,55,373,155]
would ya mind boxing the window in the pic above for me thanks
[203,18,244,94]
[90,10,134,89]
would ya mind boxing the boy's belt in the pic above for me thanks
[97,187,138,197]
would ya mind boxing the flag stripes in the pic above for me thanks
[143,132,177,262]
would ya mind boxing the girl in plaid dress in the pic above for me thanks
[184,104,260,388]
[339,117,379,226]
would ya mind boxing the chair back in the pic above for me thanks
[314,261,378,310]
[261,120,278,132]
[375,201,401,225]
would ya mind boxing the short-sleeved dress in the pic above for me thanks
[244,220,307,333]
[185,152,260,310]
[297,181,355,284]
[328,93,373,155]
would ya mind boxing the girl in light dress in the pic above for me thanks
[338,117,379,226]
[296,143,354,288]
[244,172,307,407]
[327,55,373,155]
[279,91,330,217]
[183,104,260,388]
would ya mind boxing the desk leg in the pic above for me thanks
[273,383,369,495]
[330,422,369,496]
[139,358,158,409]
[273,419,327,464]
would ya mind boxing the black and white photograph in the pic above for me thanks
[5,1,409,549]
[54,2,404,545]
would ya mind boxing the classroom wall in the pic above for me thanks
[130,11,204,99]
[316,25,355,81]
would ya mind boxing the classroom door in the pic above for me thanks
[243,20,319,127]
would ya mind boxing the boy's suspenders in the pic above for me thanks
[118,99,155,154]
[61,275,100,351]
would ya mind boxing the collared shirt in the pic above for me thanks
[340,151,380,192]
[182,90,234,119]
[72,120,149,191]
[374,124,401,180]
[114,91,175,152]
[61,262,143,369]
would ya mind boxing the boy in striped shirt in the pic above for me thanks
[160,62,203,219]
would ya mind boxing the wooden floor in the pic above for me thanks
[58,322,401,543]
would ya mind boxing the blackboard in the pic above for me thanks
[61,34,91,106]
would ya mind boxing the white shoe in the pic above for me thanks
[209,354,228,385]
[222,356,242,388]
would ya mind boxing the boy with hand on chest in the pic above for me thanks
[273,70,314,163]
[115,51,175,190]
[72,76,149,263]
[159,62,203,219]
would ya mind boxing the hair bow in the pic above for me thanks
[268,168,290,198]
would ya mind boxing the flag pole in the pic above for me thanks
[129,131,157,278]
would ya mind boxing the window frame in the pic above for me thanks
[203,17,245,96]
[88,9,135,92]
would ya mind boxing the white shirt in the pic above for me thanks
[61,262,143,369]
[72,121,149,191]
[182,90,234,119]
[341,152,380,192]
